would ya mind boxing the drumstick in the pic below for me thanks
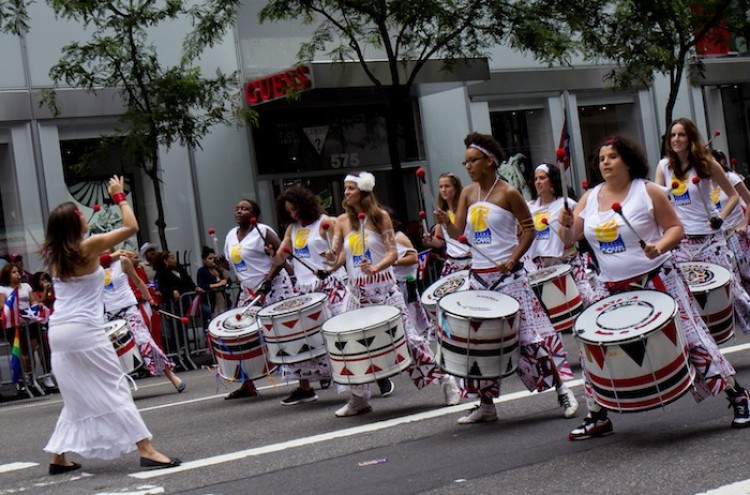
[357,212,367,255]
[611,202,646,249]
[706,129,721,148]
[156,308,190,325]
[581,180,588,191]
[457,235,498,265]
[690,176,723,229]
[416,167,438,211]
[88,203,101,223]
[208,227,220,257]
[320,219,334,253]
[236,294,263,320]
[435,233,470,253]
[281,245,318,274]
[249,217,268,244]
[419,210,430,237]
[540,217,564,242]
[556,148,571,212]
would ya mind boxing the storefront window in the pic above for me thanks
[718,84,750,178]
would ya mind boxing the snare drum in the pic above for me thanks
[528,264,582,333]
[436,290,520,379]
[104,319,143,374]
[207,307,276,381]
[322,305,412,385]
[420,270,470,323]
[257,293,329,364]
[678,262,734,345]
[575,290,693,413]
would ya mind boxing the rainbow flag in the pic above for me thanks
[187,293,202,318]
[9,327,22,384]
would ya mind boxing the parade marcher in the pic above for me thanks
[270,186,352,405]
[101,250,184,392]
[223,198,295,400]
[327,172,461,417]
[560,136,747,440]
[42,176,179,474]
[422,172,471,275]
[525,162,596,304]
[436,132,577,424]
[654,117,750,330]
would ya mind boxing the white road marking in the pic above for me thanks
[696,479,750,494]
[0,472,93,495]
[93,485,165,495]
[0,462,38,474]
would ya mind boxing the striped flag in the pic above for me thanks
[558,115,571,170]
[21,304,49,324]
[187,293,202,318]
[417,249,431,279]
[9,327,22,384]
[1,288,20,330]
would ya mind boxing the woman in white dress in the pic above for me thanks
[42,176,179,474]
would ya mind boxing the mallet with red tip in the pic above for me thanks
[611,202,646,249]
[357,212,367,254]
[208,227,221,258]
[321,219,334,253]
[157,308,190,325]
[416,167,438,211]
[706,129,721,148]
[556,148,571,211]
[236,294,264,320]
[540,217,565,242]
[88,203,101,223]
[690,176,717,223]
[458,235,498,265]
[581,181,588,191]
[281,245,329,279]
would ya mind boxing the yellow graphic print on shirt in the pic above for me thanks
[230,245,247,272]
[469,205,491,244]
[103,269,114,291]
[348,231,371,266]
[293,228,311,258]
[594,219,625,254]
[710,186,721,209]
[533,210,551,240]
[671,178,691,206]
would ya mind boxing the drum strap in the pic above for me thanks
[470,264,522,291]
[604,265,664,293]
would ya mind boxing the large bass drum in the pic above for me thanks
[207,307,276,381]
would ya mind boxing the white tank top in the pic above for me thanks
[443,211,471,259]
[102,260,137,312]
[344,228,394,280]
[392,233,417,282]
[659,158,719,235]
[527,196,577,260]
[712,171,744,229]
[225,224,276,290]
[290,217,330,289]
[465,201,516,269]
[582,179,669,282]
[50,267,105,327]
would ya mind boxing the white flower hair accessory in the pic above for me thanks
[344,172,376,192]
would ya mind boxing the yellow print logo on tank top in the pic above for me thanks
[533,210,551,240]
[670,178,692,206]
[594,219,626,254]
[710,186,722,209]
[103,269,114,291]
[348,231,372,266]
[469,205,491,244]
[230,245,247,272]
[293,228,311,258]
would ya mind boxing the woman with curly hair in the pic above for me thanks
[436,132,577,424]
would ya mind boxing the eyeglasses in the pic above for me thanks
[462,156,487,167]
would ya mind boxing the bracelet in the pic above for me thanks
[111,192,127,204]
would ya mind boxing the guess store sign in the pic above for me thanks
[244,66,313,106]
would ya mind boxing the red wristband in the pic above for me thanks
[111,192,127,204]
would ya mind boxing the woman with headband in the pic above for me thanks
[423,172,471,275]
[326,172,461,417]
[435,132,578,424]
[525,162,596,304]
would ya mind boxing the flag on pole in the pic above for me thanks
[187,293,202,318]
[417,249,431,280]
[1,288,20,330]
[21,304,49,324]
[10,327,22,384]
[558,115,571,170]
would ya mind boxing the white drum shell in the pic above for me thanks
[528,264,582,333]
[207,307,276,381]
[679,262,735,345]
[257,293,329,364]
[420,270,470,323]
[105,319,143,374]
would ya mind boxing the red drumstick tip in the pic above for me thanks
[714,130,721,136]
[92,203,101,212]
[235,313,242,320]
[416,167,426,179]
[731,158,737,166]
[556,148,566,160]
[282,245,291,254]
[458,235,469,244]
[419,210,426,219]
[581,180,588,190]
[671,181,679,189]
[611,202,622,213]
[435,233,444,240]
[250,216,258,224]
[208,228,216,235]
[541,217,549,225]
[357,212,366,220]
[692,176,700,184]
[180,317,189,324]
[321,220,330,230]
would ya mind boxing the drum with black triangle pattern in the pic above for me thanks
[257,292,330,364]
[207,307,276,381]
[575,290,694,413]
[104,319,144,374]
[436,290,520,379]
[678,261,734,345]
[420,270,470,323]
[322,305,412,385]
[528,264,582,333]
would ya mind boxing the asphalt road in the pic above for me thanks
[3,332,750,495]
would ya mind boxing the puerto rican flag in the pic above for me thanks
[1,288,20,330]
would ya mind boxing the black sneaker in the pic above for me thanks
[569,411,614,440]
[377,378,394,397]
[281,387,318,406]
[729,391,750,428]
[319,378,332,390]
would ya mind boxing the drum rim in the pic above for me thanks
[208,308,262,336]
[574,289,678,345]
[104,319,128,333]
[322,305,401,334]
[528,263,572,285]
[423,270,470,297]
[678,261,732,290]
[437,290,520,319]
[256,292,327,317]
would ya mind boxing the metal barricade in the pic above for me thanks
[177,291,211,367]
[1,319,54,399]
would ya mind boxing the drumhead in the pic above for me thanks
[103,319,128,336]
[209,307,261,337]
[257,292,327,317]
[575,290,677,343]
[422,271,470,304]
[678,262,731,291]
[528,264,571,286]
[438,290,520,319]
[323,305,400,333]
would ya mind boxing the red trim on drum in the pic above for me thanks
[327,339,408,362]
[587,349,689,388]
[115,337,135,357]
[437,328,518,345]
[545,295,583,315]
[702,304,734,324]
[212,347,267,360]
[594,378,692,411]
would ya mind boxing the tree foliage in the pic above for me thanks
[42,0,255,249]
[0,0,30,35]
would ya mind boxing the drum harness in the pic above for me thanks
[603,264,667,294]
[469,263,523,291]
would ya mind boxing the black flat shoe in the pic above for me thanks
[140,457,181,469]
[49,462,81,475]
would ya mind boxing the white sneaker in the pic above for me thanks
[441,376,461,406]
[457,404,498,424]
[335,395,373,417]
[558,389,579,418]
[42,376,56,389]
